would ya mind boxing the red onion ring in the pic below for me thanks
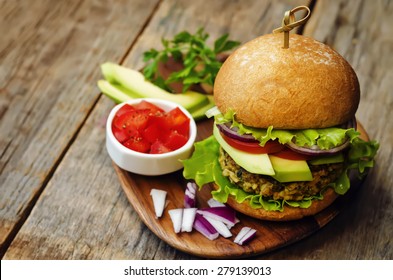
[216,123,258,143]
[286,118,357,156]
[217,118,357,156]
[286,140,350,155]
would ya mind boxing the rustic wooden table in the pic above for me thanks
[1,0,392,260]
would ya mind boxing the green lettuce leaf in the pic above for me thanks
[216,110,361,150]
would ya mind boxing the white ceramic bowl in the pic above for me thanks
[106,98,197,176]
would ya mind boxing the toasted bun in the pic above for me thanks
[214,33,360,129]
[211,183,338,221]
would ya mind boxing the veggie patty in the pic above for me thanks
[218,148,344,201]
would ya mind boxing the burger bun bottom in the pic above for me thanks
[211,183,338,221]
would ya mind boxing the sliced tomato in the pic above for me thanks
[133,100,164,114]
[221,133,284,154]
[150,140,172,154]
[166,107,190,136]
[271,148,316,161]
[165,130,188,151]
[123,136,151,153]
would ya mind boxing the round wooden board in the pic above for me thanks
[113,119,369,259]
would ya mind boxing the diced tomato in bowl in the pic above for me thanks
[111,101,191,154]
[106,98,197,176]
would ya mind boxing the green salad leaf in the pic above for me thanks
[216,110,361,150]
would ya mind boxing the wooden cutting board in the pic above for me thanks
[114,119,369,259]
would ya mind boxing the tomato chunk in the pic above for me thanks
[113,109,150,131]
[123,135,151,153]
[134,100,164,114]
[115,104,135,117]
[221,133,284,154]
[166,107,190,136]
[112,123,138,143]
[150,140,172,154]
[165,130,188,151]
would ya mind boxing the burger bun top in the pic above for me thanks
[214,33,360,129]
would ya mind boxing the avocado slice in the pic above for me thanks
[213,125,275,175]
[269,155,313,182]
[98,80,140,103]
[100,63,209,112]
[309,153,344,165]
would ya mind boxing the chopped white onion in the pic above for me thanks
[204,216,232,238]
[238,229,256,245]
[234,227,257,245]
[149,189,167,218]
[181,208,197,232]
[197,206,237,227]
[168,209,183,233]
[185,189,195,199]
[186,182,197,194]
[184,182,197,208]
[152,182,257,245]
[233,227,251,243]
[193,213,219,240]
[226,217,240,229]
[207,198,225,207]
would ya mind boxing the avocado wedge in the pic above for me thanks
[100,62,209,112]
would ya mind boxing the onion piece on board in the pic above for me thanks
[150,189,167,218]
[184,182,197,208]
[168,209,183,233]
[207,198,225,207]
[197,206,237,227]
[181,207,197,232]
[233,227,257,245]
[193,213,219,240]
[204,216,232,238]
[186,182,197,194]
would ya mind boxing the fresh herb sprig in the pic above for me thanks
[143,28,240,92]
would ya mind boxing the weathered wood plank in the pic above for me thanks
[0,0,160,256]
[261,0,393,259]
[3,0,308,259]
[124,0,309,69]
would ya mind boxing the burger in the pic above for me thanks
[182,33,379,221]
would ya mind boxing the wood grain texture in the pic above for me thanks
[122,0,309,69]
[1,0,391,260]
[0,0,160,256]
